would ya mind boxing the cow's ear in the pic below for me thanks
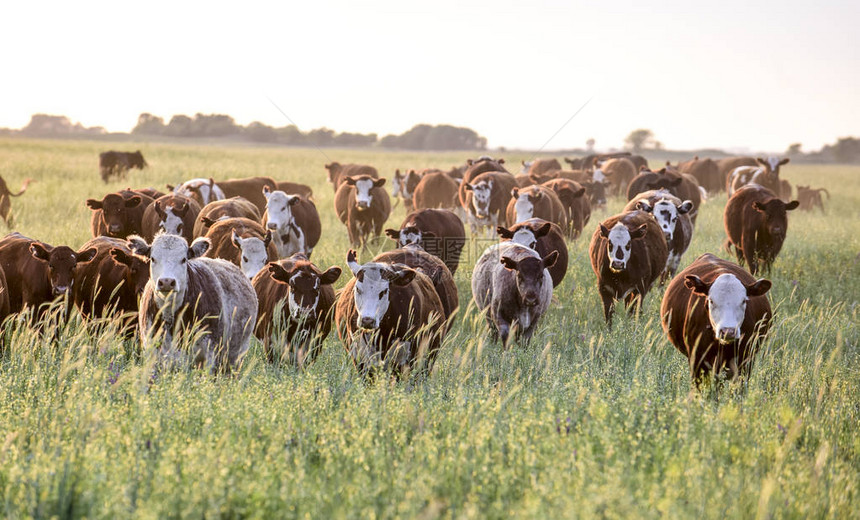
[496,226,514,239]
[263,230,272,248]
[573,187,586,198]
[657,167,667,174]
[535,222,551,238]
[200,216,216,228]
[752,201,767,213]
[126,235,151,258]
[344,177,357,186]
[320,266,342,285]
[746,278,772,297]
[599,224,610,238]
[498,158,505,164]
[346,249,360,275]
[684,275,711,296]
[384,229,400,241]
[511,187,519,199]
[231,229,242,249]
[678,201,694,214]
[268,262,290,283]
[125,196,141,208]
[208,178,216,187]
[464,184,474,191]
[388,267,416,286]
[110,248,135,266]
[785,200,800,211]
[29,242,52,261]
[154,201,166,218]
[500,256,518,271]
[166,184,175,191]
[373,178,386,188]
[629,223,648,240]
[175,203,189,217]
[288,196,300,206]
[76,247,98,264]
[636,200,653,213]
[188,237,210,259]
[543,250,559,269]
[779,158,790,166]
[263,185,272,198]
[86,199,103,210]
[756,157,767,166]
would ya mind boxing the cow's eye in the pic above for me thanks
[181,258,187,264]
[625,244,631,250]
[243,256,248,262]
[356,289,363,297]
[151,259,157,265]
[177,224,183,233]
[379,289,387,298]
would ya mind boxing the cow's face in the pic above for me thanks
[346,177,385,210]
[466,180,493,218]
[686,273,771,344]
[325,162,341,184]
[87,193,141,237]
[270,262,341,320]
[346,250,415,330]
[500,252,557,307]
[497,222,551,251]
[638,198,693,241]
[264,188,299,234]
[155,201,188,236]
[592,161,606,183]
[391,170,404,198]
[757,156,790,177]
[583,181,608,207]
[752,198,800,238]
[110,248,150,295]
[599,222,647,272]
[232,230,272,279]
[386,225,422,247]
[512,187,542,224]
[30,243,97,297]
[128,234,209,300]
[175,178,217,207]
[521,160,533,174]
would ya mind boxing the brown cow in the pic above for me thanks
[0,176,33,228]
[624,191,694,281]
[727,157,790,196]
[717,156,757,182]
[391,169,424,212]
[0,265,9,324]
[505,185,568,230]
[193,197,261,238]
[275,181,313,200]
[678,156,722,194]
[497,218,568,288]
[458,156,509,208]
[594,158,637,197]
[661,253,772,383]
[541,178,589,239]
[141,194,201,242]
[589,211,668,324]
[384,208,466,274]
[325,163,379,190]
[796,185,829,212]
[334,175,391,248]
[72,236,149,325]
[412,170,460,211]
[462,171,518,236]
[724,185,799,275]
[0,233,97,318]
[262,188,322,258]
[204,217,277,280]
[628,168,702,224]
[87,189,154,239]
[514,173,535,188]
[374,244,459,321]
[335,249,447,376]
[252,254,341,366]
[525,158,562,177]
[172,176,277,215]
[133,187,166,201]
[99,151,147,183]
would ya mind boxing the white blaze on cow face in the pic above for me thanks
[353,178,376,210]
[233,232,269,279]
[288,272,320,320]
[175,178,224,205]
[767,156,780,172]
[134,234,210,307]
[686,273,772,344]
[652,199,680,240]
[606,223,633,272]
[265,190,297,234]
[346,253,414,330]
[160,205,184,236]
[399,227,422,247]
[513,191,534,223]
[469,180,493,218]
[391,171,404,199]
[510,228,538,250]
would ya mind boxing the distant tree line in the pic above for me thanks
[786,137,860,164]
[13,114,106,137]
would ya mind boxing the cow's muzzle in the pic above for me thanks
[266,222,278,230]
[716,327,740,343]
[157,278,177,293]
[359,316,377,330]
[610,261,625,272]
[53,285,69,296]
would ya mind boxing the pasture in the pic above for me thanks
[0,137,858,518]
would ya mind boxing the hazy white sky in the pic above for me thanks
[2,0,857,152]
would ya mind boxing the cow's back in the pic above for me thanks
[0,233,44,313]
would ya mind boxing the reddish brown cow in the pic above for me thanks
[624,191,694,281]
[0,233,97,318]
[525,158,562,177]
[0,265,9,324]
[594,158,637,197]
[661,253,772,383]
[374,244,459,321]
[204,218,278,280]
[628,168,702,224]
[141,194,201,242]
[458,156,509,208]
[87,189,154,239]
[589,211,668,324]
[462,171,518,236]
[391,169,424,212]
[505,185,568,230]
[133,187,166,200]
[384,208,466,274]
[727,157,790,196]
[412,170,460,211]
[72,237,149,324]
[252,254,341,366]
[678,156,722,194]
[193,197,261,238]
[0,176,33,228]
[541,178,589,239]
[275,181,313,200]
[796,185,829,212]
[334,175,391,248]
[724,185,799,275]
[497,218,568,288]
[325,163,379,190]
[717,157,757,182]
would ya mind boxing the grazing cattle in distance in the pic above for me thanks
[497,218,568,288]
[412,170,460,211]
[724,185,799,275]
[87,189,154,239]
[727,157,790,196]
[252,254,341,367]
[374,244,459,321]
[458,156,509,208]
[335,249,447,376]
[540,178,589,238]
[141,194,201,242]
[589,211,668,324]
[275,181,313,200]
[384,208,466,274]
[72,237,149,323]
[334,175,391,248]
[567,153,647,173]
[625,191,694,280]
[472,241,557,345]
[661,253,772,383]
[462,171,518,236]
[99,151,147,183]
[391,169,423,211]
[0,232,97,318]
[203,217,277,280]
[193,197,261,238]
[505,185,568,230]
[263,187,322,258]
[595,158,637,197]
[525,158,562,177]
[678,156,722,194]
[796,185,830,212]
[325,163,379,190]
[0,176,33,228]
[130,234,257,373]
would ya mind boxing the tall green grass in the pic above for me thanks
[0,138,857,518]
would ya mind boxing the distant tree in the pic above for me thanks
[786,143,803,156]
[165,115,193,137]
[624,129,655,153]
[21,114,74,136]
[306,127,335,147]
[276,125,305,145]
[243,122,278,143]
[586,138,595,152]
[191,113,240,137]
[831,137,860,163]
[380,124,486,150]
[132,113,165,135]
[653,140,664,151]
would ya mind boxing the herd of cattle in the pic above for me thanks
[0,150,830,382]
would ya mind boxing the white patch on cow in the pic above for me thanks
[606,223,633,272]
[265,190,305,257]
[391,175,403,199]
[148,234,208,313]
[175,179,225,205]
[652,199,679,241]
[469,180,493,218]
[160,205,184,235]
[749,167,766,185]
[767,156,780,172]
[400,229,422,246]
[666,252,681,273]
[352,265,392,330]
[706,273,749,344]
[510,228,538,251]
[592,167,606,183]
[234,236,269,279]
[513,192,534,223]
[354,179,375,209]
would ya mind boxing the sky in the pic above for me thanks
[1,0,857,152]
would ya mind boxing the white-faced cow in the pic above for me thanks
[624,190,694,281]
[193,197,261,239]
[203,217,277,280]
[374,244,459,321]
[724,185,799,275]
[141,194,201,242]
[262,187,321,258]
[334,175,391,248]
[505,185,568,230]
[129,233,257,373]
[384,208,466,274]
[496,218,568,288]
[462,171,518,236]
[325,163,379,190]
[391,169,423,211]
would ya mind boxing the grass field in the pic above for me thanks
[0,137,858,519]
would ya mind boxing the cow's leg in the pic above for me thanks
[599,287,615,326]
[742,233,758,275]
